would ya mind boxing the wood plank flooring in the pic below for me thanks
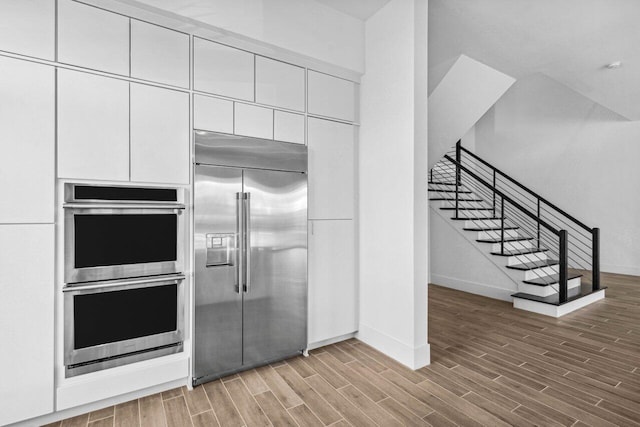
[47,272,640,426]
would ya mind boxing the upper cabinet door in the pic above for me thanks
[255,56,305,112]
[193,38,254,101]
[131,20,190,88]
[0,0,54,60]
[308,70,356,122]
[58,0,129,75]
[130,84,190,184]
[57,69,130,181]
[274,110,304,145]
[307,118,355,219]
[234,103,273,140]
[194,95,234,134]
[0,57,54,224]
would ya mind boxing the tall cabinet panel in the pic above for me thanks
[0,0,55,60]
[308,220,356,344]
[130,84,190,184]
[307,117,355,219]
[57,0,130,75]
[0,57,54,223]
[57,69,130,181]
[131,20,190,88]
[193,38,255,101]
[0,224,54,425]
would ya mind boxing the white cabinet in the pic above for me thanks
[274,111,304,144]
[255,56,305,111]
[194,38,254,101]
[234,103,273,139]
[131,20,190,88]
[308,220,356,345]
[57,69,130,181]
[58,0,130,75]
[194,95,234,134]
[0,224,54,425]
[130,84,190,184]
[0,0,55,60]
[308,70,356,122]
[0,57,54,223]
[307,118,355,219]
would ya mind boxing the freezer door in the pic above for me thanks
[194,165,243,380]
[242,169,307,365]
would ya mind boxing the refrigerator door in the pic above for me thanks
[242,169,308,365]
[194,165,243,380]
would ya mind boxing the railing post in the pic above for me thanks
[559,230,568,304]
[430,168,433,183]
[455,168,460,219]
[492,170,496,217]
[500,196,505,255]
[592,228,600,291]
[537,199,541,249]
[455,140,461,186]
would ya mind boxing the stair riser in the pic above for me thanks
[464,219,502,228]
[517,277,581,297]
[524,265,559,281]
[491,240,533,252]
[507,252,549,265]
[477,230,519,240]
[454,210,496,219]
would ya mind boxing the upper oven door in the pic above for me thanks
[65,206,184,283]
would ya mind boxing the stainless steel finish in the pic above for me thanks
[194,165,244,378]
[242,168,307,367]
[193,135,308,383]
[194,131,308,173]
[66,343,183,378]
[64,275,185,368]
[64,203,185,210]
[63,273,185,291]
[244,192,251,293]
[64,205,184,284]
[64,183,185,205]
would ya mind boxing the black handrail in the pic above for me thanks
[458,144,594,232]
[443,154,560,236]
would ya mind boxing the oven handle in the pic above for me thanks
[63,203,185,210]
[63,274,186,292]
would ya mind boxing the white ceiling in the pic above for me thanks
[429,0,640,120]
[314,0,390,21]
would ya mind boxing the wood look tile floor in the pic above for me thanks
[48,272,640,426]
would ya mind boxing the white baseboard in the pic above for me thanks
[431,273,514,302]
[357,324,430,370]
[307,332,357,351]
[601,264,640,277]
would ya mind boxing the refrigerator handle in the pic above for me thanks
[244,192,251,293]
[236,192,243,294]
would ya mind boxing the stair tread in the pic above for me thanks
[452,217,501,221]
[506,259,559,271]
[464,226,519,231]
[428,189,473,194]
[429,198,484,202]
[490,247,549,256]
[512,288,606,306]
[428,181,457,186]
[523,272,582,286]
[441,207,493,211]
[476,237,533,243]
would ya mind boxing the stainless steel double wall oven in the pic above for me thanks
[63,184,185,376]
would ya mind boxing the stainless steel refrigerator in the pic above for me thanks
[193,131,307,386]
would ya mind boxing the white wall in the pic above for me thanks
[127,0,365,73]
[428,55,515,169]
[358,0,429,369]
[475,73,640,276]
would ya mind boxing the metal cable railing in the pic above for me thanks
[429,141,601,304]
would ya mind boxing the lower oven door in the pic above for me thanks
[64,274,185,369]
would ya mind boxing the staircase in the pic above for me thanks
[429,141,605,317]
